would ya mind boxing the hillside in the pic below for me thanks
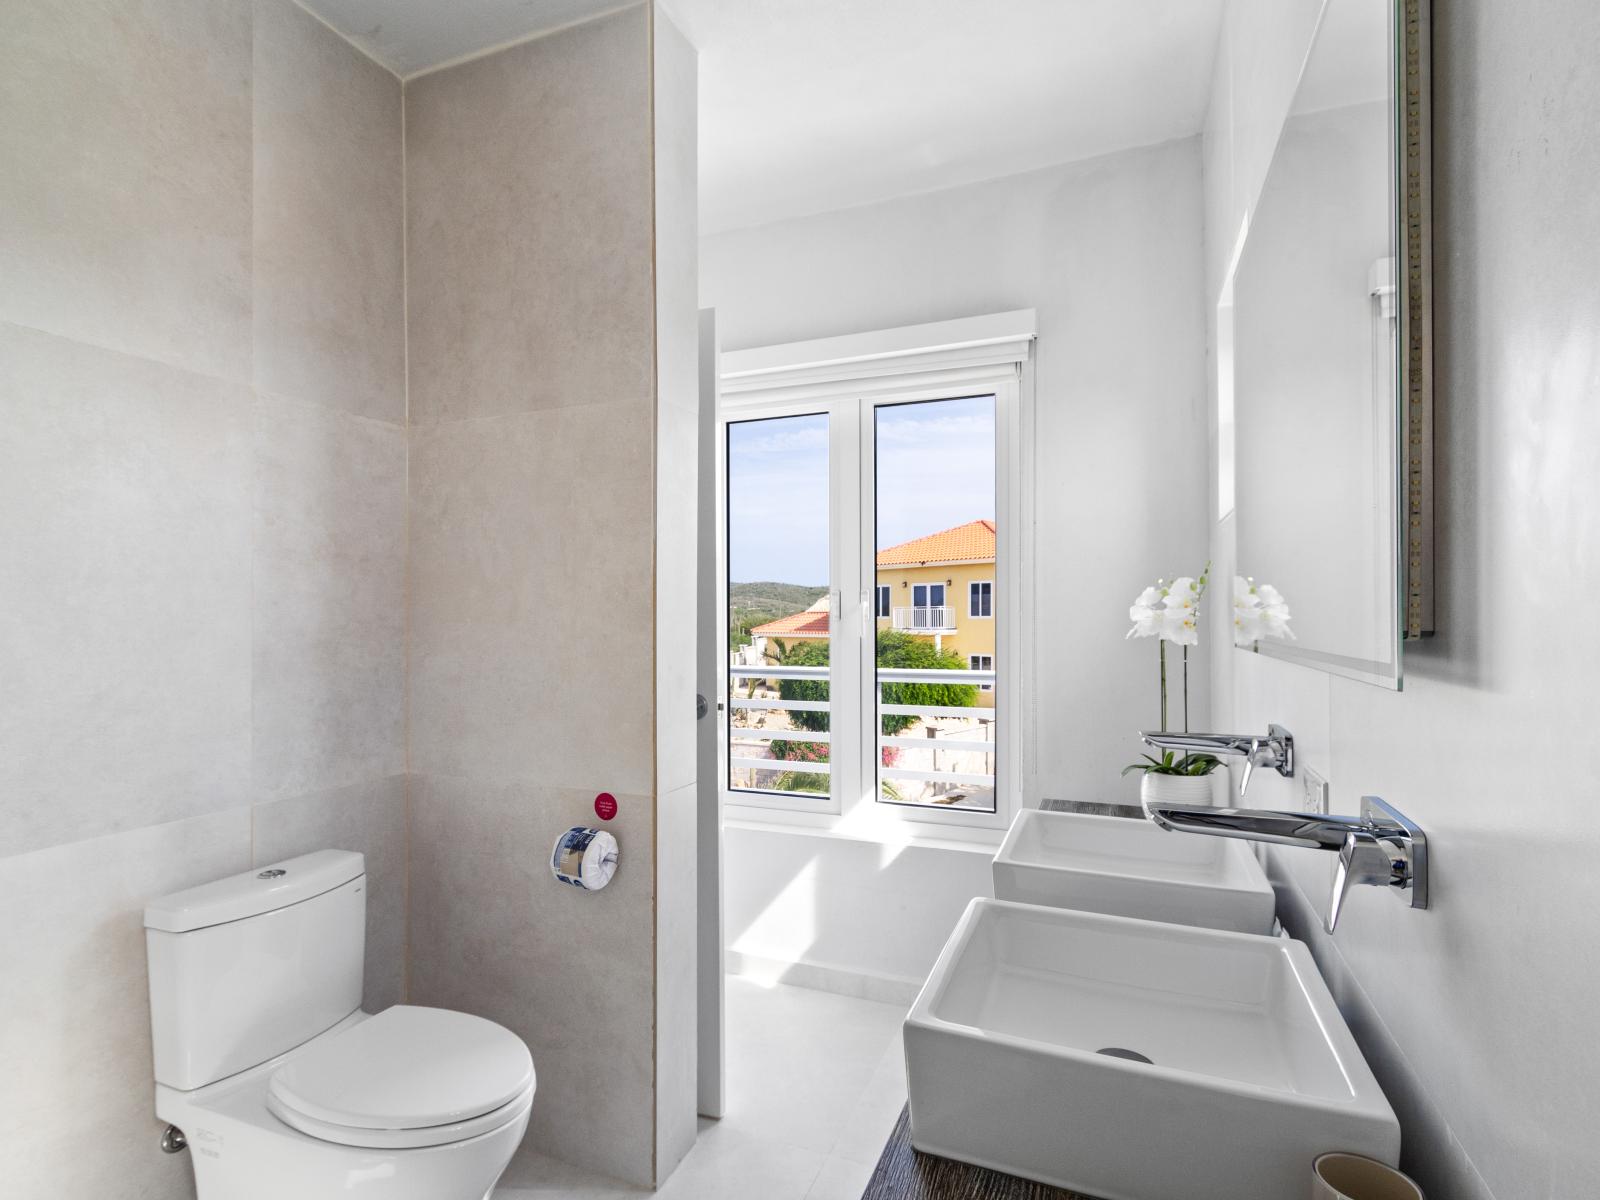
[728,581,827,649]
[729,580,827,623]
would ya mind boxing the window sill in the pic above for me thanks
[723,806,1005,855]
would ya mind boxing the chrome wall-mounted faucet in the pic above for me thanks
[1142,796,1428,933]
[1141,724,1294,793]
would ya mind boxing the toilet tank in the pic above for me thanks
[145,850,366,1090]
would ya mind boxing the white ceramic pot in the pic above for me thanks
[1140,770,1227,809]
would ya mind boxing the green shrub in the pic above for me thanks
[875,630,978,735]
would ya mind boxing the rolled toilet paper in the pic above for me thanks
[551,826,620,891]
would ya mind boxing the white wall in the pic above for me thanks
[703,139,1210,997]
[723,826,994,998]
[1208,2,1600,1196]
[704,137,1211,804]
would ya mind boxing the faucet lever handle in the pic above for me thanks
[1327,830,1405,934]
[1327,832,1361,933]
[1237,736,1265,794]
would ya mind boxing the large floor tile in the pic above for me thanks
[406,407,655,794]
[252,396,407,801]
[403,6,654,426]
[805,1154,877,1200]
[251,774,409,1011]
[490,978,902,1198]
[0,0,252,381]
[0,807,250,1199]
[719,979,906,1156]
[494,1146,649,1199]
[829,1034,910,1166]
[252,0,405,422]
[654,1122,827,1200]
[0,324,254,858]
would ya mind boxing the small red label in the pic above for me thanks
[594,792,618,821]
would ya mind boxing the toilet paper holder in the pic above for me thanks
[551,826,620,891]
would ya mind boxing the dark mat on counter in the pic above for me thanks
[863,1106,1102,1200]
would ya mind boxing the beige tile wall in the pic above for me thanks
[403,8,655,428]
[3,0,695,1193]
[0,0,254,383]
[401,3,680,1186]
[251,0,406,422]
[406,403,655,792]
[0,3,407,1196]
[409,775,657,1179]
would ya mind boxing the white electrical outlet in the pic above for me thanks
[1301,765,1330,814]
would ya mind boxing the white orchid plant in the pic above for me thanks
[1126,566,1209,735]
[1125,567,1295,739]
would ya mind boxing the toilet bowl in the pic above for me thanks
[145,851,535,1200]
[156,1009,533,1200]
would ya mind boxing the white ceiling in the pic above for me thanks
[675,0,1225,233]
[298,0,626,78]
[298,0,1226,235]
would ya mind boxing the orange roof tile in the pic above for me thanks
[750,605,830,637]
[876,519,995,567]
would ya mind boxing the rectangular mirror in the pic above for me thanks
[1233,0,1432,688]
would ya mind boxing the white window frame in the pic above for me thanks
[968,579,993,619]
[969,653,995,691]
[716,311,1036,845]
[875,584,891,619]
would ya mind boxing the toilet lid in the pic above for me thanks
[269,1006,534,1132]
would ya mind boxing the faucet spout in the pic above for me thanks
[1142,795,1428,933]
[1142,803,1358,850]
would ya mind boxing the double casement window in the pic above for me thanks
[717,312,1033,834]
[969,580,993,618]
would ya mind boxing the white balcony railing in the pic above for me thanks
[891,605,957,632]
[725,664,996,806]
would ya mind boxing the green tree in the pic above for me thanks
[776,639,830,733]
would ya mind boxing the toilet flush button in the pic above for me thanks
[257,868,287,879]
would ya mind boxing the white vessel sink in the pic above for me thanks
[992,809,1276,934]
[905,899,1399,1200]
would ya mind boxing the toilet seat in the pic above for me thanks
[266,1006,535,1150]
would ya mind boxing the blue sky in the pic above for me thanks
[727,395,996,584]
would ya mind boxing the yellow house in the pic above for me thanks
[749,519,997,704]
[873,520,995,704]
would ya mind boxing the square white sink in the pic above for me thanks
[992,809,1276,934]
[905,899,1399,1200]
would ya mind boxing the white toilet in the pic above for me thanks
[144,849,534,1200]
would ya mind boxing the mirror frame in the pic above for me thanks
[1397,0,1434,643]
[1242,0,1434,688]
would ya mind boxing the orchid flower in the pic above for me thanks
[1126,584,1167,639]
[1162,576,1201,646]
